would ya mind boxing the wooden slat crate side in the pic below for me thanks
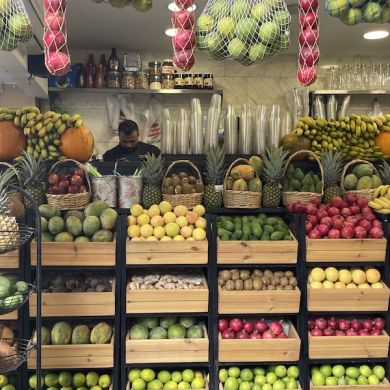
[306,238,387,251]
[128,240,208,253]
[28,356,114,369]
[127,253,208,265]
[0,250,19,268]
[127,289,208,302]
[0,310,18,320]
[127,301,209,314]
[220,382,302,390]
[219,288,301,303]
[307,250,386,262]
[310,378,390,390]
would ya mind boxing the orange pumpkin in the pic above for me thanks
[0,121,26,161]
[375,132,390,156]
[60,126,94,162]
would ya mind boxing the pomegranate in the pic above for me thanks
[236,330,250,339]
[319,204,328,211]
[269,321,283,336]
[341,207,352,217]
[328,229,341,239]
[358,219,372,232]
[335,330,345,336]
[346,193,358,205]
[340,225,354,239]
[369,227,384,239]
[317,224,329,237]
[316,209,329,220]
[345,216,359,227]
[312,197,322,206]
[331,197,344,209]
[277,333,288,339]
[372,220,382,228]
[307,215,318,226]
[373,318,385,330]
[308,229,321,239]
[306,204,318,215]
[354,226,367,239]
[338,319,350,331]
[331,215,344,230]
[370,328,382,336]
[229,318,243,332]
[320,216,332,226]
[357,197,368,208]
[218,319,228,333]
[243,320,255,334]
[306,221,313,233]
[221,329,235,339]
[255,320,268,334]
[298,0,319,12]
[358,329,370,336]
[328,207,340,217]
[315,318,327,330]
[350,205,361,215]
[262,330,276,339]
[345,329,358,336]
[310,328,323,336]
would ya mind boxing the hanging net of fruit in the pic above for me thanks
[0,0,33,52]
[44,0,71,76]
[297,0,319,86]
[325,0,389,24]
[196,0,291,65]
[88,0,154,12]
[172,0,197,71]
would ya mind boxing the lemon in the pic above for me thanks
[192,227,206,241]
[128,225,140,238]
[140,224,153,238]
[153,226,165,239]
[130,204,144,217]
[163,212,176,224]
[137,213,150,226]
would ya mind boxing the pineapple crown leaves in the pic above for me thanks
[16,150,47,187]
[320,149,343,186]
[0,168,18,193]
[261,146,288,185]
[379,159,390,184]
[140,152,164,185]
[204,146,226,185]
[0,187,11,216]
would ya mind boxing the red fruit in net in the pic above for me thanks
[173,50,195,71]
[175,0,194,8]
[172,10,194,29]
[44,30,66,51]
[46,51,71,76]
[298,0,319,12]
[44,0,67,11]
[299,46,319,67]
[45,12,65,31]
[299,29,318,46]
[297,67,317,86]
[299,12,318,29]
[173,28,196,50]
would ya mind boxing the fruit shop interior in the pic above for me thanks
[1,1,390,390]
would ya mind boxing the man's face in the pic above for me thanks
[119,131,139,150]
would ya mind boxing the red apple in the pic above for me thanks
[70,175,83,187]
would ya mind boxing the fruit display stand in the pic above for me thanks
[309,378,390,390]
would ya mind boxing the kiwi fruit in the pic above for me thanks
[178,172,188,179]
[175,185,183,194]
[194,181,204,193]
[182,184,193,194]
[244,279,253,290]
[225,280,235,291]
[166,186,175,195]
[252,269,263,278]
[235,280,244,291]
[220,270,231,281]
[231,270,240,281]
[172,177,181,187]
[163,178,172,187]
[188,176,196,184]
[240,270,250,280]
[181,177,189,185]
[264,270,273,277]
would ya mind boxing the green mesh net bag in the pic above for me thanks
[0,0,33,51]
[196,0,291,65]
[325,0,390,24]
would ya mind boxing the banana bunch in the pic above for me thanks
[12,106,84,160]
[293,114,390,161]
[0,107,16,121]
[369,185,390,214]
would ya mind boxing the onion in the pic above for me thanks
[373,318,385,330]
[338,319,350,331]
[310,328,323,336]
[315,318,327,330]
[351,319,362,332]
[299,12,318,29]
[308,319,316,330]
[235,330,250,339]
[335,330,345,336]
[323,327,335,336]
[370,328,383,336]
[269,321,283,336]
[345,328,358,336]
[173,28,196,50]
[250,331,262,340]
[173,50,195,71]
[277,333,288,339]
[298,0,319,12]
[229,318,243,333]
[218,319,229,333]
[243,320,255,334]
[363,319,374,330]
[262,330,276,339]
[328,317,338,330]
[358,329,370,336]
[221,329,235,339]
[255,320,268,334]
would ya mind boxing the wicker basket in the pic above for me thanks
[46,159,91,210]
[282,150,324,206]
[341,159,378,201]
[162,160,203,209]
[0,162,24,206]
[223,158,262,209]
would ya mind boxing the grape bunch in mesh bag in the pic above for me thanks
[325,0,390,25]
[0,0,33,51]
[196,0,291,65]
[44,0,71,76]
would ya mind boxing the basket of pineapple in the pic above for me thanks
[162,160,204,209]
[282,150,324,207]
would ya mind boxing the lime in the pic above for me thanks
[90,386,103,390]
[368,375,380,385]
[73,373,86,387]
[325,377,338,386]
[286,378,298,389]
[359,365,371,377]
[262,384,272,390]
[346,367,359,379]
[29,375,44,389]
[45,373,59,387]
[224,376,239,390]
[86,372,99,387]
[158,371,171,384]
[357,375,368,385]
[2,386,15,390]
[347,378,357,385]
[239,381,251,390]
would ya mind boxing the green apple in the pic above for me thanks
[258,21,279,43]
[228,37,248,59]
[197,14,215,33]
[254,375,267,385]
[273,379,286,390]
[238,381,251,390]
[357,375,369,385]
[72,373,85,387]
[129,369,142,382]
[266,372,277,385]
[158,371,171,384]
[251,3,270,22]
[325,377,338,386]
[274,10,291,27]
[349,0,365,6]
[98,374,111,389]
[196,32,208,50]
[347,378,358,385]
[262,384,272,390]
[275,366,287,378]
[240,369,253,382]
[341,8,362,25]
[164,380,178,390]
[29,375,44,390]
[311,367,320,374]
[209,0,229,18]
[171,372,182,383]
[217,16,235,37]
[224,377,239,390]
[45,373,59,387]
[7,14,31,38]
[59,372,72,387]
[311,372,325,386]
[359,365,371,377]
[368,375,380,385]
[252,384,262,390]
[132,378,146,390]
[320,364,332,378]
[2,385,15,390]
[346,367,359,379]
[363,2,382,21]
[325,0,349,16]
[373,366,385,380]
[286,378,298,389]
[181,370,194,384]
[141,369,156,383]
[228,367,241,378]
[86,372,99,387]
[230,0,251,20]
[219,369,228,383]
[332,365,345,378]
[287,366,299,379]
[148,379,164,390]
[0,0,11,13]
[253,367,265,376]
[235,17,258,41]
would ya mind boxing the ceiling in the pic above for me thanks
[63,0,390,56]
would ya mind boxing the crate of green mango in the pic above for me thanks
[217,214,298,264]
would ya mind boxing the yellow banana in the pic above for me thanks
[75,119,83,128]
[375,198,389,208]
[24,127,31,136]
[369,200,383,210]
[44,111,56,119]
[380,185,390,197]
[374,186,384,199]
[375,208,390,214]
[387,187,390,198]
[58,124,66,134]
[70,114,81,122]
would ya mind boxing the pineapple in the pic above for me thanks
[379,159,390,184]
[0,168,25,218]
[0,188,19,253]
[321,149,343,203]
[140,153,164,209]
[261,146,288,208]
[16,151,47,207]
[203,146,226,209]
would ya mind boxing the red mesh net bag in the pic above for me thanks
[44,0,71,76]
[297,0,319,86]
[171,0,196,71]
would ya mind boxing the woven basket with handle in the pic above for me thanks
[341,159,379,201]
[46,159,91,210]
[0,162,24,208]
[282,150,324,206]
[223,158,262,209]
[162,160,203,209]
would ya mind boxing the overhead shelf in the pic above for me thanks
[312,89,390,95]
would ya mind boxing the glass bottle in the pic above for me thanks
[99,55,107,79]
[95,63,106,88]
[86,54,96,88]
[108,48,120,72]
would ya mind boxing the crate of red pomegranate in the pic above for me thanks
[308,316,389,359]
[307,267,390,312]
[218,318,300,362]
[303,196,387,262]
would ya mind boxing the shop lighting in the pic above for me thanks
[165,27,178,37]
[168,2,197,12]
[363,30,389,40]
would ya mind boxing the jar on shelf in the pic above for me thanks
[162,59,174,75]
[148,61,161,77]
[135,71,149,89]
[162,74,175,89]
[107,71,121,88]
[184,73,194,89]
[174,73,185,89]
[121,71,135,89]
[203,73,214,90]
[149,75,162,89]
[194,74,203,89]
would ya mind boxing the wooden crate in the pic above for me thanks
[307,283,390,312]
[30,281,115,317]
[218,232,298,264]
[219,287,301,314]
[310,378,390,390]
[219,321,300,362]
[128,380,208,390]
[220,382,301,390]
[126,277,208,314]
[0,250,19,269]
[0,310,18,320]
[126,325,209,363]
[308,331,390,359]
[306,238,387,262]
[31,239,116,266]
[127,240,208,265]
[28,332,114,369]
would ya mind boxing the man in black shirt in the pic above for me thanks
[103,120,160,161]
